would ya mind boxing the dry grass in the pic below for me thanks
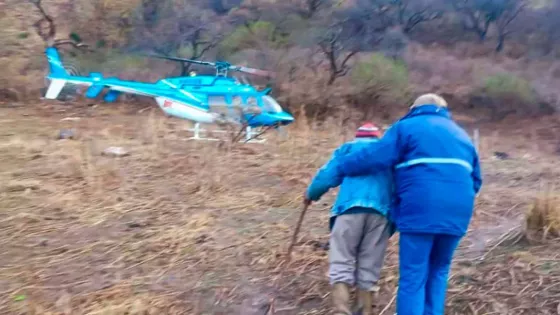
[0,102,559,314]
[526,183,560,240]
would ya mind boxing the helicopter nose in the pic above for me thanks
[274,112,294,125]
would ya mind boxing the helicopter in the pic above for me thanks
[43,46,294,142]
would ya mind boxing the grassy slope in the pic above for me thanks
[0,101,559,314]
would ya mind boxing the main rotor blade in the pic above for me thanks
[144,52,275,77]
[231,65,276,78]
[145,54,216,67]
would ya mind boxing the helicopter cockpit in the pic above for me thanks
[261,95,283,113]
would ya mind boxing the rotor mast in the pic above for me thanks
[214,62,230,77]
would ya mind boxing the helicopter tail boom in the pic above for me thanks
[46,47,70,78]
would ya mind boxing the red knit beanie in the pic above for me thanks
[356,122,381,138]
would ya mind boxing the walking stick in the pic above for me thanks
[286,202,310,265]
[264,202,310,315]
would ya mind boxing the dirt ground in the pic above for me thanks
[0,101,559,315]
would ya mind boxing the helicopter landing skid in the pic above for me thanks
[185,123,267,144]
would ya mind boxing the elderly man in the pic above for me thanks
[335,94,482,315]
[305,123,395,315]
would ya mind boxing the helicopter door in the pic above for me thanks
[208,95,242,123]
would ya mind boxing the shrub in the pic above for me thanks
[525,184,560,240]
[471,73,545,119]
[349,53,410,119]
[483,73,537,104]
[219,21,288,57]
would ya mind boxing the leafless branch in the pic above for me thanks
[29,0,89,50]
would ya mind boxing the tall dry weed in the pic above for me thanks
[525,182,560,240]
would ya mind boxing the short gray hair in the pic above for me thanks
[411,93,448,108]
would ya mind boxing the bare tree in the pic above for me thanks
[28,0,89,50]
[450,0,493,40]
[494,0,526,52]
[130,1,223,75]
[208,0,243,15]
[533,1,560,55]
[355,0,444,34]
[317,24,359,85]
[394,0,444,33]
[291,0,332,19]
[450,0,526,51]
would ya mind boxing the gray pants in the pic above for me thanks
[329,213,391,290]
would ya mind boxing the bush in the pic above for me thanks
[349,53,410,119]
[472,73,546,119]
[483,74,537,104]
[218,21,288,57]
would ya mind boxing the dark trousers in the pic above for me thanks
[396,233,462,315]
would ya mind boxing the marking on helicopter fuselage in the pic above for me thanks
[179,90,202,103]
[161,80,202,103]
[161,80,177,88]
[163,100,173,108]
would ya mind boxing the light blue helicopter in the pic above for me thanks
[43,46,294,142]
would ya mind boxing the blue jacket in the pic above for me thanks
[306,138,394,225]
[336,105,482,236]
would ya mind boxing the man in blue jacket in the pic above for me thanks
[305,123,394,315]
[334,94,482,315]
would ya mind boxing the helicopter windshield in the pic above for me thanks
[261,95,283,113]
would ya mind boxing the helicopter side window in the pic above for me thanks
[208,95,228,107]
[245,97,257,107]
[232,96,242,107]
[261,95,283,113]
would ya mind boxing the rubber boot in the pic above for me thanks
[353,289,373,315]
[332,282,352,315]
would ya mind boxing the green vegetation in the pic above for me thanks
[351,53,410,103]
[483,73,537,104]
[219,21,289,56]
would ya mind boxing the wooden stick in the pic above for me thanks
[286,202,310,265]
[265,202,310,315]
